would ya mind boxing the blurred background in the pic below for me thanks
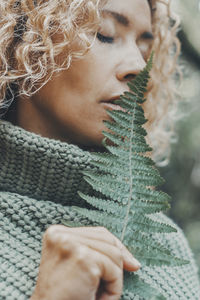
[160,0,200,276]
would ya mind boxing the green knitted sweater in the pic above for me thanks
[0,120,199,300]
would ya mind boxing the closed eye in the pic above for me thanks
[97,32,114,44]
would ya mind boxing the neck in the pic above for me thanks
[11,96,72,143]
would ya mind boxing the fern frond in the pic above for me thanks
[67,53,188,299]
[123,273,166,300]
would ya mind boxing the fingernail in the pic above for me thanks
[132,257,141,268]
[127,254,141,268]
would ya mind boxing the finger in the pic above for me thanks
[76,236,123,269]
[93,250,123,300]
[112,236,141,272]
[75,235,140,272]
[43,225,76,256]
[65,226,141,271]
[46,225,140,271]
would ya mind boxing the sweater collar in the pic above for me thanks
[0,120,93,205]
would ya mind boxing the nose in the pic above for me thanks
[116,43,146,82]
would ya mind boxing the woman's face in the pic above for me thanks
[22,0,153,147]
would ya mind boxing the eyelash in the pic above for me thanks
[97,32,114,44]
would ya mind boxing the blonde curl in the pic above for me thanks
[0,0,101,112]
[145,0,181,165]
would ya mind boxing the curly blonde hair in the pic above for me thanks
[0,0,180,165]
[145,0,181,165]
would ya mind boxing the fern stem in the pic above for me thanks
[120,102,136,242]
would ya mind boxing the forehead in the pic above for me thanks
[102,0,152,27]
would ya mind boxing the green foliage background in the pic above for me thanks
[160,17,200,277]
[159,0,200,278]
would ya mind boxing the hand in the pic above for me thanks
[30,225,141,300]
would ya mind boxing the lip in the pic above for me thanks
[100,95,120,103]
[100,96,125,112]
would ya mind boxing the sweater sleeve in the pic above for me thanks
[0,191,81,300]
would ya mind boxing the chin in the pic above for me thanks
[71,121,113,150]
[81,128,117,152]
[75,129,105,151]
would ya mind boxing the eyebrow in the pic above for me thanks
[102,10,154,40]
[103,10,129,27]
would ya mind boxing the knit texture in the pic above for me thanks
[0,120,199,300]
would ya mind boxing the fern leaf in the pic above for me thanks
[127,214,177,234]
[71,206,122,233]
[67,53,188,299]
[77,192,126,216]
[132,200,170,214]
[123,273,166,300]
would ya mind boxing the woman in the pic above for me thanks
[0,0,199,299]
